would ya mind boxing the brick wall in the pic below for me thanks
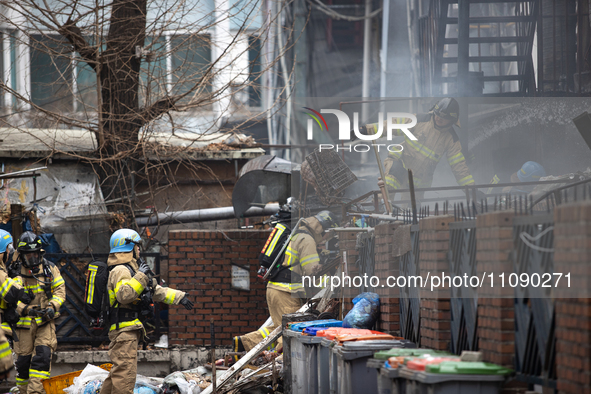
[374,222,400,335]
[167,230,270,346]
[554,202,591,394]
[475,211,515,367]
[419,215,454,350]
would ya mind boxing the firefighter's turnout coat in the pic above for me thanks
[100,252,186,394]
[368,114,474,196]
[241,217,324,351]
[0,263,25,376]
[13,258,65,394]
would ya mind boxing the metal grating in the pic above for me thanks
[399,225,421,344]
[448,220,479,355]
[305,149,357,200]
[512,214,556,386]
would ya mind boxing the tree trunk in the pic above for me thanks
[98,0,147,211]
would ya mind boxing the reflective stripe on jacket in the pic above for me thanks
[107,252,186,333]
[368,114,474,190]
[267,217,323,295]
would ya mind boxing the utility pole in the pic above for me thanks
[292,1,308,163]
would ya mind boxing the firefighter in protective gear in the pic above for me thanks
[500,161,546,194]
[100,229,193,394]
[367,98,475,201]
[235,211,337,352]
[0,230,32,380]
[12,231,65,394]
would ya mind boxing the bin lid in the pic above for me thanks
[337,340,406,360]
[316,327,385,340]
[303,326,335,336]
[283,329,301,338]
[288,319,342,332]
[407,357,461,371]
[374,349,451,360]
[297,335,324,344]
[426,361,513,375]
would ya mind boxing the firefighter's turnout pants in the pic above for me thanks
[241,287,302,351]
[14,320,57,394]
[100,329,141,394]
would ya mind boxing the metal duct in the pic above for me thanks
[232,155,292,218]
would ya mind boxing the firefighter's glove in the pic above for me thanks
[179,296,194,310]
[19,290,33,305]
[4,308,19,325]
[43,307,55,321]
[138,260,152,277]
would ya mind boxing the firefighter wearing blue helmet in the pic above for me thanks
[0,230,32,380]
[100,229,194,394]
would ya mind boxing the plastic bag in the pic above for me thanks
[163,371,200,394]
[342,292,380,329]
[83,380,102,394]
[64,364,110,394]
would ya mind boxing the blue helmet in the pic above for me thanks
[109,229,141,253]
[517,161,546,182]
[0,230,13,253]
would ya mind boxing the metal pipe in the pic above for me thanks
[136,203,280,226]
[380,0,390,99]
[0,166,47,179]
[327,227,373,232]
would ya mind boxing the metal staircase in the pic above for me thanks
[419,0,539,96]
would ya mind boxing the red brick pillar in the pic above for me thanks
[553,202,591,394]
[419,215,454,350]
[167,230,270,346]
[374,223,400,335]
[475,211,515,367]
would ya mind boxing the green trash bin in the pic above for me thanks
[402,362,511,394]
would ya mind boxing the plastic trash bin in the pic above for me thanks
[379,365,406,394]
[318,337,335,394]
[285,329,307,394]
[401,362,511,394]
[334,340,408,394]
[296,334,324,394]
[365,358,390,394]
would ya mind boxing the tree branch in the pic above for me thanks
[57,17,99,71]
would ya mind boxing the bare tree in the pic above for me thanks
[0,0,295,230]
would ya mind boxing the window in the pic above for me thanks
[248,35,262,108]
[30,35,73,111]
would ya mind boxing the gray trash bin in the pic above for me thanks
[400,367,506,394]
[335,340,407,394]
[380,366,406,394]
[285,329,307,394]
[296,334,323,394]
[366,358,390,394]
[318,337,335,394]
